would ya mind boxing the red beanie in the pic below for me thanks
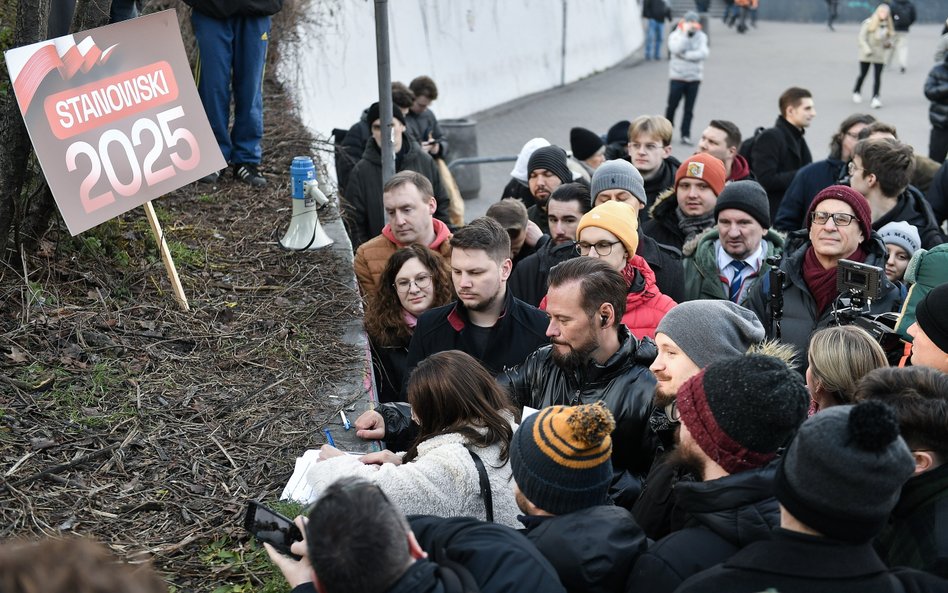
[806,185,872,242]
[674,153,727,196]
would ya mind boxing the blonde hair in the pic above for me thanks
[867,4,893,33]
[629,115,673,146]
[808,326,888,406]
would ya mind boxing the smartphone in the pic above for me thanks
[244,501,303,560]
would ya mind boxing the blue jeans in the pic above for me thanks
[645,19,664,60]
[192,11,270,165]
[665,80,701,139]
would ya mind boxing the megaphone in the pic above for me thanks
[280,156,333,250]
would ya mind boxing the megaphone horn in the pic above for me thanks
[280,156,333,250]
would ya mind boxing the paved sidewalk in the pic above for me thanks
[462,20,944,220]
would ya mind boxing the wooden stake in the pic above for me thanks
[143,200,190,311]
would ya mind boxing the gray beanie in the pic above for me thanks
[590,159,647,206]
[655,300,765,369]
[775,401,914,543]
[878,220,921,257]
[714,180,771,228]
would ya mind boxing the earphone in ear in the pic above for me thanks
[600,315,608,328]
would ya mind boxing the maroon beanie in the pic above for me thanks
[806,185,872,242]
[676,355,808,475]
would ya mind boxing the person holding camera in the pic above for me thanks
[745,185,902,372]
[665,12,709,147]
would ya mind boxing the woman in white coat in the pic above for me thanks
[304,350,522,528]
[853,3,895,109]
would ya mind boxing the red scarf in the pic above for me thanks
[802,245,867,314]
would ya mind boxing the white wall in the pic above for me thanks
[281,0,642,140]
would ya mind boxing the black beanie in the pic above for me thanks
[527,145,572,185]
[510,404,615,515]
[570,127,604,161]
[366,101,406,126]
[714,180,771,229]
[606,120,631,145]
[676,354,808,474]
[774,401,915,543]
[915,283,948,354]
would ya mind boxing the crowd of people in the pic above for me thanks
[8,4,948,593]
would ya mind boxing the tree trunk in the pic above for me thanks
[0,0,49,261]
[72,0,112,31]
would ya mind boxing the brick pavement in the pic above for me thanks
[461,20,944,221]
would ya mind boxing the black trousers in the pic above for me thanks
[854,61,884,98]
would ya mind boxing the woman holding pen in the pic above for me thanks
[301,351,521,528]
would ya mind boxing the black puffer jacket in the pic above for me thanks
[745,230,903,372]
[520,506,647,593]
[872,185,946,249]
[508,240,579,307]
[626,462,781,593]
[500,326,659,501]
[184,0,283,18]
[926,57,948,130]
[750,116,813,218]
[642,156,682,216]
[343,139,449,249]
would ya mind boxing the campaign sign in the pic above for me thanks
[4,10,225,235]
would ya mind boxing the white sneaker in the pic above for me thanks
[852,93,863,104]
[871,96,882,109]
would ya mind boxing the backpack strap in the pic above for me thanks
[467,449,493,523]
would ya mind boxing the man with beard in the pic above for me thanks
[511,404,648,592]
[526,146,573,235]
[508,183,588,307]
[633,300,767,539]
[681,180,785,305]
[401,217,548,384]
[627,355,808,593]
[355,218,551,450]
[501,257,659,506]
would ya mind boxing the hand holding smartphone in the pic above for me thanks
[244,501,304,560]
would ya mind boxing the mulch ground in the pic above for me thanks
[0,3,363,590]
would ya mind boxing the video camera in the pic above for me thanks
[832,260,905,365]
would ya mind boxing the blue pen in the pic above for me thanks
[323,428,336,447]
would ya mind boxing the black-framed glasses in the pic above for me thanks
[394,274,432,293]
[811,211,857,227]
[576,240,621,256]
[665,400,681,424]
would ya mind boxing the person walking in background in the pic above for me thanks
[826,0,839,32]
[853,3,894,109]
[925,49,948,163]
[889,0,917,73]
[665,12,709,146]
[643,0,672,61]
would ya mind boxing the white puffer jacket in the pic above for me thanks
[301,428,521,529]
[667,26,709,81]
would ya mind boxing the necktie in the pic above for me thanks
[728,260,749,302]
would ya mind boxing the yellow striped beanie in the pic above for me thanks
[510,403,615,514]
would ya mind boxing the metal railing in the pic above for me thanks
[447,155,518,175]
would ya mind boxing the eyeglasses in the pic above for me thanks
[811,211,858,227]
[844,131,862,141]
[394,274,432,293]
[576,240,622,256]
[847,161,867,176]
[665,400,681,423]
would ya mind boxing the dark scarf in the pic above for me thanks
[802,245,867,314]
[675,207,714,244]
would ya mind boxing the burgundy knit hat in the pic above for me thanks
[676,355,808,474]
[806,185,872,242]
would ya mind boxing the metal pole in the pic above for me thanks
[374,0,395,183]
[559,0,567,87]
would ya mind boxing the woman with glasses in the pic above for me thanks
[543,200,675,339]
[364,245,452,403]
[303,350,522,528]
